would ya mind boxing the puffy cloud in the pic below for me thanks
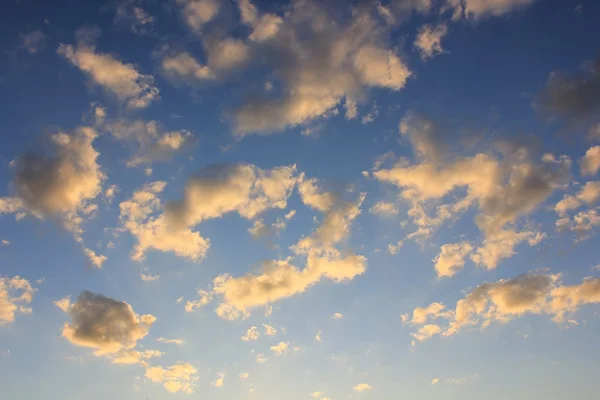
[231,1,411,136]
[431,378,440,385]
[447,0,537,19]
[470,229,545,270]
[54,296,72,312]
[160,51,215,83]
[414,24,448,60]
[185,289,213,312]
[315,330,322,342]
[433,242,473,278]
[270,341,289,356]
[263,323,277,336]
[177,0,220,32]
[297,174,339,212]
[145,362,199,394]
[555,181,600,215]
[241,326,260,341]
[536,57,600,128]
[353,383,372,392]
[256,353,268,363]
[375,113,569,268]
[0,128,106,266]
[369,201,398,216]
[580,146,600,176]
[111,349,163,366]
[332,312,343,320]
[239,372,249,380]
[211,373,225,387]
[58,31,158,109]
[140,272,160,282]
[406,272,600,341]
[60,291,156,355]
[20,30,46,54]
[103,119,194,167]
[0,276,35,324]
[119,181,209,261]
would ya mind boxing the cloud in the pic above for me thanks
[177,0,220,32]
[369,201,398,216]
[0,276,35,324]
[353,383,372,392]
[555,181,600,215]
[263,323,277,336]
[111,349,164,366]
[60,291,156,355]
[230,0,411,136]
[140,272,160,281]
[114,1,155,35]
[270,341,289,355]
[580,146,600,176]
[241,326,260,341]
[536,57,600,129]
[145,362,199,394]
[58,28,159,110]
[239,371,249,380]
[102,119,195,167]
[211,373,225,387]
[315,330,322,342]
[1,127,105,241]
[447,0,537,19]
[157,337,184,345]
[20,30,46,54]
[374,113,569,268]
[332,312,343,320]
[185,289,213,312]
[256,353,268,363]
[84,248,107,268]
[406,271,600,341]
[434,241,473,278]
[414,24,448,60]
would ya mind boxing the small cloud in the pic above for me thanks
[211,373,225,388]
[54,296,71,312]
[332,312,343,320]
[315,330,322,342]
[270,341,289,356]
[256,353,268,363]
[239,372,249,380]
[157,337,184,346]
[1,239,9,246]
[431,378,440,385]
[263,324,277,336]
[241,326,260,341]
[20,30,46,54]
[353,383,372,392]
[140,272,160,282]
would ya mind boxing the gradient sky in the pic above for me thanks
[1,0,600,399]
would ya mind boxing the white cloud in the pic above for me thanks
[431,378,440,385]
[353,383,372,392]
[241,326,260,341]
[177,0,220,32]
[239,372,249,380]
[60,291,156,355]
[256,353,268,363]
[414,24,448,60]
[145,362,199,394]
[211,373,225,388]
[157,337,184,345]
[434,241,473,278]
[185,289,213,312]
[0,276,36,324]
[332,312,343,320]
[369,201,398,216]
[580,146,600,176]
[84,248,107,268]
[315,330,322,342]
[231,1,411,136]
[140,272,160,282]
[406,271,600,341]
[270,341,289,356]
[263,324,277,336]
[58,30,159,109]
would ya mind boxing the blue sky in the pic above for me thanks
[1,0,600,399]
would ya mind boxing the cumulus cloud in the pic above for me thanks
[111,349,163,366]
[270,341,289,355]
[580,146,600,176]
[353,383,372,392]
[58,28,159,110]
[239,371,249,380]
[332,312,343,320]
[59,291,156,355]
[157,337,184,345]
[241,326,260,341]
[406,271,600,341]
[114,1,155,35]
[263,323,277,335]
[103,119,194,167]
[369,201,398,216]
[213,184,365,318]
[230,0,411,136]
[434,242,473,278]
[555,181,600,215]
[374,112,569,269]
[177,0,220,32]
[145,362,199,394]
[0,276,35,324]
[536,57,600,130]
[185,289,213,312]
[414,24,448,60]
[211,373,225,387]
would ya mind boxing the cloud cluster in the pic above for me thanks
[446,0,537,19]
[59,291,156,355]
[375,113,569,270]
[145,362,199,394]
[0,276,35,324]
[213,178,366,318]
[414,24,448,60]
[0,126,106,267]
[119,164,297,261]
[404,271,600,342]
[59,28,159,110]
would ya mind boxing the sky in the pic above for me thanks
[1,0,600,399]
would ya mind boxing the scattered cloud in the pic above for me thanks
[185,289,213,312]
[353,383,372,392]
[414,24,448,60]
[0,276,35,324]
[20,30,46,54]
[270,341,289,356]
[241,326,260,341]
[145,362,199,394]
